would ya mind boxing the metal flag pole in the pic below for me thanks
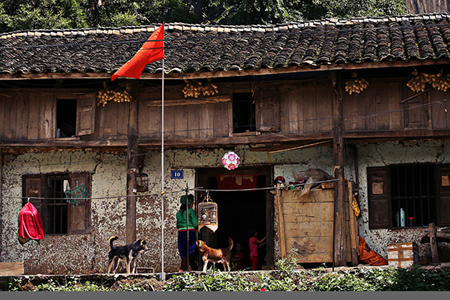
[161,57,166,281]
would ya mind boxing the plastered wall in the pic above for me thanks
[2,140,448,273]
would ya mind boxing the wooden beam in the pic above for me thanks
[347,181,359,266]
[145,95,230,106]
[126,82,140,244]
[332,71,347,267]
[429,222,440,264]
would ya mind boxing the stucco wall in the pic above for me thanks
[0,145,338,274]
[2,140,448,274]
[356,140,450,263]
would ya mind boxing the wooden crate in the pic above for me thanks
[387,242,419,268]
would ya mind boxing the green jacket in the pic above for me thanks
[176,208,198,230]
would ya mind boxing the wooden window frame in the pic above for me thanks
[22,172,91,235]
[368,164,450,229]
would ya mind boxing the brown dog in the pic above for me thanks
[196,237,233,272]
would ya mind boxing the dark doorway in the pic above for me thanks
[196,166,273,271]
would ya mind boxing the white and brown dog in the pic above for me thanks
[107,236,148,274]
[196,237,233,272]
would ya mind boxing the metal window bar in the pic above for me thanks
[47,175,68,234]
[391,165,435,228]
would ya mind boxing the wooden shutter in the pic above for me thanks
[22,174,47,232]
[367,167,391,229]
[76,93,96,136]
[256,89,280,132]
[402,87,429,129]
[67,173,91,234]
[436,164,450,226]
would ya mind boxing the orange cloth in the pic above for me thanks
[358,236,388,266]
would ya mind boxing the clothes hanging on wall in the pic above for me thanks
[18,202,44,245]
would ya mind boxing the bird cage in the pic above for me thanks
[198,192,218,233]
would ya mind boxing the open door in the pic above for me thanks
[196,166,273,270]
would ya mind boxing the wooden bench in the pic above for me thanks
[0,262,24,276]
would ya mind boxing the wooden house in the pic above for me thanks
[1,13,450,275]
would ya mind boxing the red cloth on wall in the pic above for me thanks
[216,174,258,190]
[18,202,44,244]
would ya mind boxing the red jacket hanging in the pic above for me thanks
[18,202,44,244]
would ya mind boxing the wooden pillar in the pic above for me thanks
[332,71,347,266]
[126,82,139,244]
[429,222,439,264]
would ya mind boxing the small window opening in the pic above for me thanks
[391,164,436,227]
[46,174,69,234]
[233,93,255,133]
[57,99,77,138]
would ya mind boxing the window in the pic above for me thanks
[56,94,96,138]
[233,93,255,133]
[23,173,91,234]
[57,98,77,138]
[368,164,450,229]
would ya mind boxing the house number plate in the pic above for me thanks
[171,170,184,179]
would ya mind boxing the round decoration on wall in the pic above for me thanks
[222,151,240,170]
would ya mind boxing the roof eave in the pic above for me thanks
[1,58,449,81]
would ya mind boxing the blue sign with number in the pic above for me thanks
[171,170,184,179]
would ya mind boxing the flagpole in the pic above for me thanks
[159,23,166,282]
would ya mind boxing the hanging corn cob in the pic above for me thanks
[345,72,369,95]
[429,70,450,92]
[96,89,132,107]
[182,80,203,98]
[202,79,219,96]
[406,69,431,93]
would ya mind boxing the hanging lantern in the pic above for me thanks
[222,151,240,170]
[198,192,218,233]
[136,173,148,192]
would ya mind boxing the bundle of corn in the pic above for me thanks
[406,69,430,93]
[202,79,219,96]
[429,70,450,92]
[345,72,369,95]
[182,80,203,98]
[96,89,131,107]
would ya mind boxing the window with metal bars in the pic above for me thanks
[368,164,450,229]
[22,173,91,235]
[390,165,436,228]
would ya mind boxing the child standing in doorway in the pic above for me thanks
[248,230,266,270]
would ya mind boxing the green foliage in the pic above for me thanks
[0,0,412,33]
[32,279,109,291]
[162,269,257,291]
[3,265,450,291]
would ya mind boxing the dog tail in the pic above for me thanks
[228,237,233,251]
[109,236,118,249]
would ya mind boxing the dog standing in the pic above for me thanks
[196,237,233,272]
[107,236,148,274]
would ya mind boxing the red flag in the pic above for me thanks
[111,23,165,81]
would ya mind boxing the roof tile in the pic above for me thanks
[2,14,450,76]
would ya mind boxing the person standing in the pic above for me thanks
[231,242,244,270]
[176,194,198,272]
[249,230,266,270]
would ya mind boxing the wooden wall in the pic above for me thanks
[1,77,450,143]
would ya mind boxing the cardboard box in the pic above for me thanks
[387,242,419,268]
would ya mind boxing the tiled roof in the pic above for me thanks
[1,13,450,77]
